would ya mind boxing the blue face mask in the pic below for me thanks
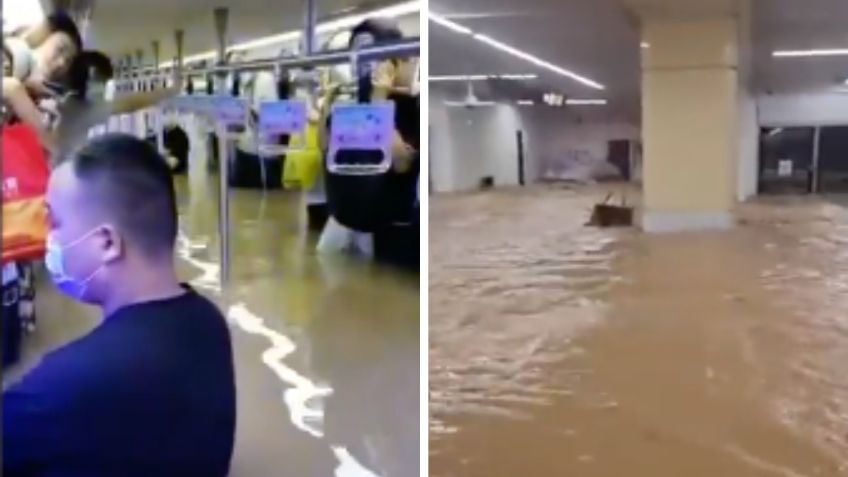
[44,229,104,302]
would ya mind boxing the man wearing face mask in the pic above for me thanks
[2,135,236,476]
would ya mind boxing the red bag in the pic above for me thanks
[2,123,50,264]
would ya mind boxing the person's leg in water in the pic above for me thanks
[316,217,374,258]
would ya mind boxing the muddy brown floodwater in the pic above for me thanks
[430,185,848,477]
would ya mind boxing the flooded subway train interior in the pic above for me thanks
[2,0,420,475]
[430,0,848,475]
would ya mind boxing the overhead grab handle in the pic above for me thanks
[326,102,395,176]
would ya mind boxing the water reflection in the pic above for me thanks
[174,174,420,477]
[430,187,845,476]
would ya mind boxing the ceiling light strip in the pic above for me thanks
[772,49,848,58]
[445,101,496,107]
[429,74,537,81]
[566,99,607,105]
[428,12,472,35]
[429,11,605,91]
[160,1,421,68]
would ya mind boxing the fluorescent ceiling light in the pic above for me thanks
[430,75,488,81]
[429,11,605,91]
[445,101,496,107]
[498,74,537,80]
[773,49,848,58]
[428,12,473,35]
[517,100,534,106]
[472,33,605,90]
[566,99,607,105]
[429,74,537,82]
[159,1,420,68]
[316,1,420,32]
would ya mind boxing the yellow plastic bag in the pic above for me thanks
[283,123,321,190]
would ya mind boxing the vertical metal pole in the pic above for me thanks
[136,49,148,136]
[132,52,144,135]
[152,40,165,154]
[303,0,317,57]
[174,30,185,94]
[151,41,161,75]
[123,55,132,94]
[214,8,232,285]
[175,30,185,73]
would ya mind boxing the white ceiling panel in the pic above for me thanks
[53,0,412,60]
[431,0,848,118]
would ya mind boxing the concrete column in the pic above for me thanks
[736,0,759,202]
[640,16,740,232]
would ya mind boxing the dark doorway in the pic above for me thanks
[816,126,848,194]
[607,139,631,180]
[758,127,815,195]
[516,130,526,186]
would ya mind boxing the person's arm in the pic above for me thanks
[109,67,182,115]
[109,86,179,115]
[317,84,342,153]
[3,77,56,151]
[391,130,415,174]
[11,20,51,48]
[370,61,395,101]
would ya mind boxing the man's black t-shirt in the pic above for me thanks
[2,287,236,477]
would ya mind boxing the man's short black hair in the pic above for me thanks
[46,11,83,52]
[72,134,177,257]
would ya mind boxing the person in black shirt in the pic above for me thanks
[320,18,420,270]
[2,134,236,477]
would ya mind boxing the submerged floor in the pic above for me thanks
[430,185,848,476]
[5,172,420,477]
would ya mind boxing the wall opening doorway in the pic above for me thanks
[758,127,816,195]
[758,126,848,196]
[816,126,848,194]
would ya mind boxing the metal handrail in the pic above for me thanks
[117,38,420,78]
